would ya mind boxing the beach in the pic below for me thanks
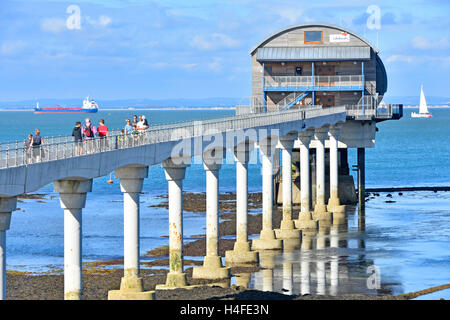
[6,190,450,300]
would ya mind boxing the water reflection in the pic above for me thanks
[248,208,395,296]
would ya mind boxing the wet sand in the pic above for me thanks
[6,191,448,300]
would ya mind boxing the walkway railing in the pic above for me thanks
[264,75,363,88]
[0,106,345,169]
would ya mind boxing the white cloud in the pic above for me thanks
[87,15,112,27]
[41,18,67,34]
[274,7,303,24]
[386,55,414,63]
[411,36,449,49]
[1,40,27,55]
[207,57,223,71]
[190,33,239,50]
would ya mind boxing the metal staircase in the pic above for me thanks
[276,91,311,111]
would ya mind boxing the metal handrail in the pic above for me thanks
[264,75,363,87]
[0,106,346,169]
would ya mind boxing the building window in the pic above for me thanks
[304,31,323,44]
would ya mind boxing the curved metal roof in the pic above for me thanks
[249,23,379,55]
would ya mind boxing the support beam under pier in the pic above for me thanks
[157,158,190,289]
[193,153,230,280]
[358,148,366,212]
[225,143,259,265]
[275,135,301,240]
[108,165,155,300]
[252,138,283,250]
[0,197,16,300]
[54,179,92,300]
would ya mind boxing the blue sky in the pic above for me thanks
[0,0,449,102]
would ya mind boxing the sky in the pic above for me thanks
[0,0,449,102]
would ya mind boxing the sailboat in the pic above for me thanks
[411,86,432,118]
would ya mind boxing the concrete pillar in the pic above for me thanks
[108,165,154,300]
[358,148,366,212]
[193,155,230,280]
[252,138,282,250]
[295,129,318,231]
[157,158,190,289]
[327,124,346,214]
[275,135,301,240]
[225,143,259,265]
[313,126,333,224]
[0,197,16,300]
[54,179,92,300]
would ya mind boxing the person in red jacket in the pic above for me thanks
[98,119,109,150]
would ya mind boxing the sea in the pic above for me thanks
[1,108,449,299]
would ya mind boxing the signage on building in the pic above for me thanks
[330,32,350,42]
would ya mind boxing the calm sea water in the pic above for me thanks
[1,108,449,298]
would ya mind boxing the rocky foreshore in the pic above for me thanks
[6,191,449,300]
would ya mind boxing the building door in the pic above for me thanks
[315,65,335,86]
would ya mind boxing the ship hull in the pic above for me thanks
[34,108,98,114]
[411,112,432,118]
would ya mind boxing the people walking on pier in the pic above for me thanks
[118,129,126,148]
[24,133,33,164]
[82,118,97,154]
[72,121,83,155]
[137,115,149,131]
[98,119,109,151]
[131,124,140,146]
[124,119,133,135]
[31,129,44,162]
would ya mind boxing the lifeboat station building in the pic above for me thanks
[244,23,403,206]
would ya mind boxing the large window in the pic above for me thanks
[304,31,323,44]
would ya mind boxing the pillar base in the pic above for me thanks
[313,210,333,222]
[225,241,259,265]
[282,238,301,251]
[156,272,188,289]
[108,276,155,300]
[251,229,282,250]
[274,228,301,239]
[64,291,81,300]
[327,197,346,213]
[108,290,155,300]
[294,211,318,230]
[274,219,301,239]
[192,256,230,280]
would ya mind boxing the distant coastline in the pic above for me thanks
[1,105,449,112]
[0,107,237,112]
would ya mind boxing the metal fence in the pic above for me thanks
[0,106,346,169]
[264,75,363,88]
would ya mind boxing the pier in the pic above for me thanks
[0,23,404,300]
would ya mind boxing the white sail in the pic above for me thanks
[419,85,428,114]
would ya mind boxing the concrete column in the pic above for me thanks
[252,138,282,250]
[327,124,346,214]
[54,179,92,300]
[295,129,318,231]
[275,135,301,240]
[108,165,154,300]
[157,158,190,289]
[313,126,332,224]
[357,148,366,212]
[193,156,230,280]
[225,143,259,265]
[0,197,16,300]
